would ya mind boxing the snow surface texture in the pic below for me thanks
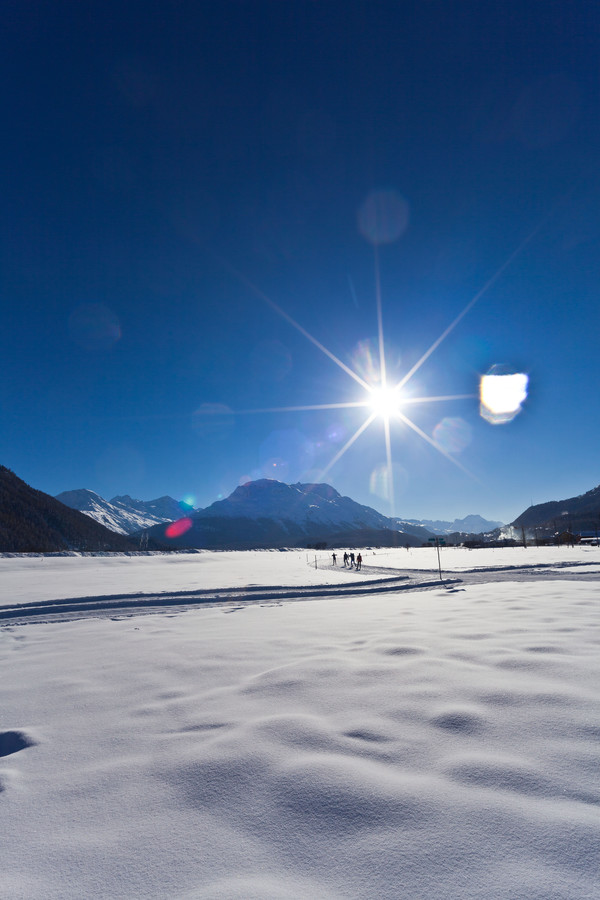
[1,551,599,899]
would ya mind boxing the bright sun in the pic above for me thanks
[368,385,403,418]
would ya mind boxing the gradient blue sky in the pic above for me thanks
[2,1,599,523]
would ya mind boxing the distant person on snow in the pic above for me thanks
[350,552,355,568]
[356,553,362,571]
[343,552,348,567]
[332,552,337,565]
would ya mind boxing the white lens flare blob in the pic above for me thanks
[369,386,403,418]
[480,368,528,425]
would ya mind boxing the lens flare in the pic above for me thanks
[358,190,410,245]
[218,184,558,514]
[350,339,381,385]
[191,403,235,440]
[165,517,193,539]
[259,429,315,479]
[480,368,528,425]
[326,422,346,444]
[369,464,393,503]
[370,462,408,502]
[68,303,121,351]
[432,417,472,453]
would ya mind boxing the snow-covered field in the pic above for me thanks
[1,550,599,899]
[1,550,376,607]
[368,544,600,572]
[2,546,598,608]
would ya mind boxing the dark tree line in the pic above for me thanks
[0,466,137,552]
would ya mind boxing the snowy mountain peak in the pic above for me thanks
[56,489,183,535]
[110,494,185,521]
[56,488,104,505]
[229,479,343,507]
[199,478,403,534]
[111,493,136,504]
[401,514,504,535]
[232,478,298,497]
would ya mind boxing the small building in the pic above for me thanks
[555,531,579,545]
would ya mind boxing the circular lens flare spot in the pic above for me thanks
[433,417,472,453]
[165,517,193,539]
[326,423,346,444]
[68,303,121,351]
[480,368,528,425]
[369,386,403,418]
[358,190,410,245]
[191,403,235,440]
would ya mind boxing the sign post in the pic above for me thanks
[428,536,445,581]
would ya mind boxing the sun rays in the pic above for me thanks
[222,209,543,514]
[226,261,479,514]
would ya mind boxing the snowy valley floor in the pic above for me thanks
[1,549,599,898]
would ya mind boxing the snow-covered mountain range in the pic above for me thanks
[147,479,435,549]
[197,485,503,540]
[55,489,188,535]
[55,479,503,548]
[401,514,504,535]
[201,480,402,531]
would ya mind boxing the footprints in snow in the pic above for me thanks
[430,710,485,735]
[0,730,38,793]
[0,729,36,758]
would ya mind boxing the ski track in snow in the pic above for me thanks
[1,553,599,626]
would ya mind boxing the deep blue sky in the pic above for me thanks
[2,1,599,522]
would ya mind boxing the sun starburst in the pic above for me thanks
[223,213,542,514]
